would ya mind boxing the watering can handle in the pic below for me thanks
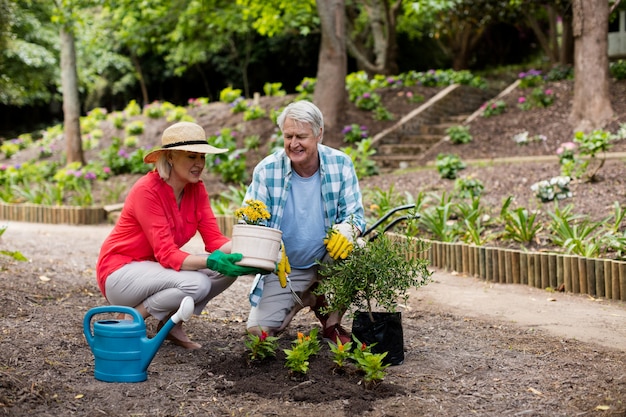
[83,305,143,347]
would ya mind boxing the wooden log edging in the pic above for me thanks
[417,238,626,302]
[0,202,107,225]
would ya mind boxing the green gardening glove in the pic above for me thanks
[206,250,268,276]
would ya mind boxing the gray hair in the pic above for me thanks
[155,152,172,180]
[277,100,324,138]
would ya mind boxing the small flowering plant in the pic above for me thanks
[480,100,506,118]
[342,124,369,143]
[244,327,279,362]
[530,176,572,202]
[235,199,271,226]
[283,328,321,374]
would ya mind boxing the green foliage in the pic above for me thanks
[530,176,572,202]
[454,176,484,199]
[341,124,369,143]
[295,77,316,101]
[558,129,617,181]
[99,137,151,176]
[455,197,491,246]
[341,139,378,178]
[206,128,248,183]
[317,233,431,315]
[124,100,142,117]
[243,105,266,121]
[373,105,394,121]
[518,69,543,88]
[548,203,603,257]
[220,86,243,104]
[418,193,458,242]
[262,82,286,97]
[124,120,144,136]
[480,99,507,118]
[446,125,472,144]
[436,153,465,179]
[244,328,279,361]
[0,1,59,106]
[610,60,626,80]
[283,328,320,375]
[545,65,573,81]
[230,97,248,113]
[499,197,542,245]
[355,91,381,111]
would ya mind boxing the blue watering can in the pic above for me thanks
[83,296,195,383]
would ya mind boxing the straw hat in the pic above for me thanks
[143,121,228,163]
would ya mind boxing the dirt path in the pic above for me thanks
[5,220,625,353]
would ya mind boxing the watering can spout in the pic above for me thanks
[140,296,195,369]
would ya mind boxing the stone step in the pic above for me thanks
[379,133,441,146]
[376,143,435,156]
[371,154,424,170]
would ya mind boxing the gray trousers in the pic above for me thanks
[105,261,235,321]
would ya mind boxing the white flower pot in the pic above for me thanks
[231,224,282,271]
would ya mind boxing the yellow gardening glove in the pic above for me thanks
[323,224,356,260]
[276,242,290,288]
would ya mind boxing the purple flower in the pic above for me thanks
[518,97,526,103]
[84,172,97,180]
[362,92,371,99]
[342,125,352,134]
[117,149,129,158]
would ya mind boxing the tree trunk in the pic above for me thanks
[130,52,149,106]
[314,0,347,139]
[345,0,400,75]
[569,0,613,132]
[60,27,85,166]
[560,11,574,65]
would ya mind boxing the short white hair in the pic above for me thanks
[277,100,324,139]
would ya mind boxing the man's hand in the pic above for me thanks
[324,223,357,260]
[206,251,268,276]
[276,242,291,288]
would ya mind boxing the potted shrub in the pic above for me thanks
[315,232,432,365]
[232,199,282,271]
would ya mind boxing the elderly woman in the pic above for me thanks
[96,121,266,349]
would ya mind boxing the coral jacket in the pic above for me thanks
[96,171,228,297]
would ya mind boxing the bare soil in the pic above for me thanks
[1,78,626,416]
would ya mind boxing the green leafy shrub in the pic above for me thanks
[446,125,472,144]
[243,105,266,121]
[219,86,243,103]
[342,124,369,143]
[454,176,483,198]
[545,65,573,81]
[518,69,543,88]
[262,82,286,97]
[341,139,378,178]
[295,77,316,101]
[435,154,465,179]
[124,120,144,136]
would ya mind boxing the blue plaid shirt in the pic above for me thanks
[243,143,366,233]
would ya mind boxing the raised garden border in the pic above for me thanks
[422,239,626,302]
[0,202,106,225]
[3,207,623,303]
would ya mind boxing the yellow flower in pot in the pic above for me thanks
[231,199,282,272]
[315,232,433,365]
